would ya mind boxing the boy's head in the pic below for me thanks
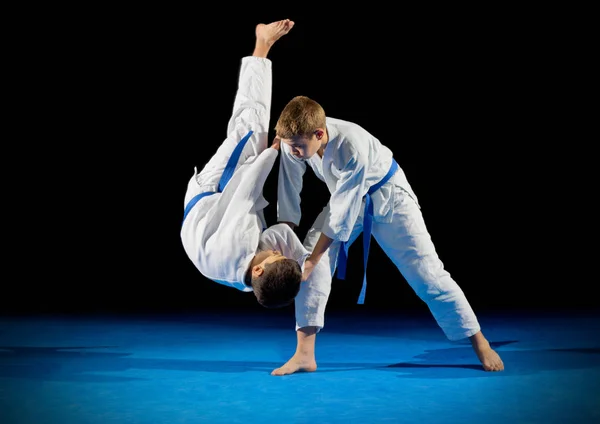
[245,250,302,308]
[275,95,327,160]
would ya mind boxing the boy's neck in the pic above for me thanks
[317,129,329,158]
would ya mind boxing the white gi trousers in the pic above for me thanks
[304,185,481,341]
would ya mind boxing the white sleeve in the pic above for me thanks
[277,143,306,226]
[322,141,368,242]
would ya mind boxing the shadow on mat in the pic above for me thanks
[0,341,599,381]
[381,341,600,378]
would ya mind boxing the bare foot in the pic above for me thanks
[470,331,504,371]
[271,353,317,376]
[256,19,295,46]
[474,343,504,371]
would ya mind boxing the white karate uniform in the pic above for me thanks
[277,117,481,341]
[259,224,331,332]
[180,56,332,325]
[180,56,277,290]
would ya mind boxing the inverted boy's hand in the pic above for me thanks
[271,136,281,151]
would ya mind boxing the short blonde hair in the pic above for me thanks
[275,96,327,139]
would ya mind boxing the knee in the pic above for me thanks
[404,256,453,298]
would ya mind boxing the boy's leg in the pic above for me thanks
[195,20,293,191]
[271,205,363,376]
[303,203,365,277]
[226,19,294,161]
[372,189,504,371]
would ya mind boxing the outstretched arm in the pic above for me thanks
[302,143,367,281]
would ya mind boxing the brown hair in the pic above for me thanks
[274,95,327,139]
[250,259,302,308]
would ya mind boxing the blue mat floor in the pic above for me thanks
[0,308,598,423]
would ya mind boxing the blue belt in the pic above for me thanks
[336,159,399,304]
[182,130,253,225]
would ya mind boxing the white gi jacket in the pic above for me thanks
[181,147,278,291]
[180,56,333,332]
[277,117,483,341]
[181,56,276,292]
[181,153,331,331]
[277,117,420,242]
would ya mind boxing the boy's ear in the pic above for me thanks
[252,265,264,278]
[315,129,324,139]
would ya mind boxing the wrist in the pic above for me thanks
[307,253,321,264]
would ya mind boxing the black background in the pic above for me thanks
[5,6,594,316]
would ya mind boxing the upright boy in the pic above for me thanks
[272,95,504,374]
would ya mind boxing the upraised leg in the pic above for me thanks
[253,19,295,58]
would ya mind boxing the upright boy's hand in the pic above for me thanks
[271,136,281,151]
[302,258,316,282]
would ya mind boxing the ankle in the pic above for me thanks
[469,331,490,348]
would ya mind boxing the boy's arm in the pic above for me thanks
[302,232,333,281]
[277,142,306,227]
[303,144,367,281]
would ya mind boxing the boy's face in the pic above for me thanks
[280,130,325,160]
[257,250,287,266]
[252,250,288,278]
